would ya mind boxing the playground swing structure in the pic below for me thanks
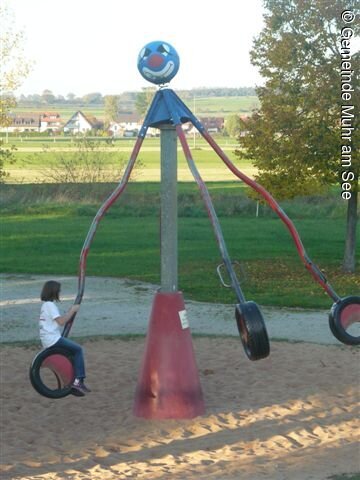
[29,41,359,405]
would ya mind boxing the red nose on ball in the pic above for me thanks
[147,53,164,68]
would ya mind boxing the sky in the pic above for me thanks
[7,0,266,96]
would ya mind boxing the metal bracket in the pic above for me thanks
[217,261,245,288]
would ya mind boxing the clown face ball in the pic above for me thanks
[137,41,180,85]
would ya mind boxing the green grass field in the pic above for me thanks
[3,94,258,183]
[189,96,259,115]
[1,182,358,309]
[11,104,105,120]
[4,137,252,183]
[1,135,238,149]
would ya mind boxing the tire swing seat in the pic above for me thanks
[329,296,360,346]
[29,346,77,399]
[235,301,270,361]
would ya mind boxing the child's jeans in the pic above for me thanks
[54,337,86,379]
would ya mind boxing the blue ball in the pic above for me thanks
[137,41,180,85]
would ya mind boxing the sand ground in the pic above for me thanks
[0,274,359,479]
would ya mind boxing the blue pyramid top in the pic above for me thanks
[139,89,205,136]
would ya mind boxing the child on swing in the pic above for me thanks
[39,280,91,396]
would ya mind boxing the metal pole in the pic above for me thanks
[160,124,178,292]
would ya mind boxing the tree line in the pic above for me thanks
[16,86,256,107]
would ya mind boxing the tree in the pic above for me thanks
[56,94,66,103]
[104,95,120,122]
[0,4,31,181]
[26,93,41,104]
[225,114,242,138]
[82,92,103,104]
[135,87,156,116]
[67,92,76,102]
[38,139,125,183]
[237,0,359,272]
[41,89,56,104]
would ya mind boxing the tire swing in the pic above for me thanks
[29,129,146,399]
[29,346,77,399]
[328,296,360,346]
[235,301,270,360]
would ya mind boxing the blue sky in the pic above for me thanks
[8,0,265,96]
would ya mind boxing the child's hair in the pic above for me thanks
[41,280,61,302]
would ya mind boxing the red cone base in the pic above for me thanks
[133,291,205,419]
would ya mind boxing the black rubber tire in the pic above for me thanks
[235,301,270,360]
[328,296,360,346]
[29,346,75,399]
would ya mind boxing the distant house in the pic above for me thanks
[0,114,40,133]
[39,112,62,133]
[110,120,140,137]
[199,117,224,133]
[181,122,193,134]
[109,113,141,138]
[187,117,225,136]
[108,112,163,138]
[117,113,140,124]
[63,111,97,134]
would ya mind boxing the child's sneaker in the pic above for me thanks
[71,386,85,397]
[71,379,87,395]
[81,383,91,393]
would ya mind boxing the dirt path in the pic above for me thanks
[1,273,337,345]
